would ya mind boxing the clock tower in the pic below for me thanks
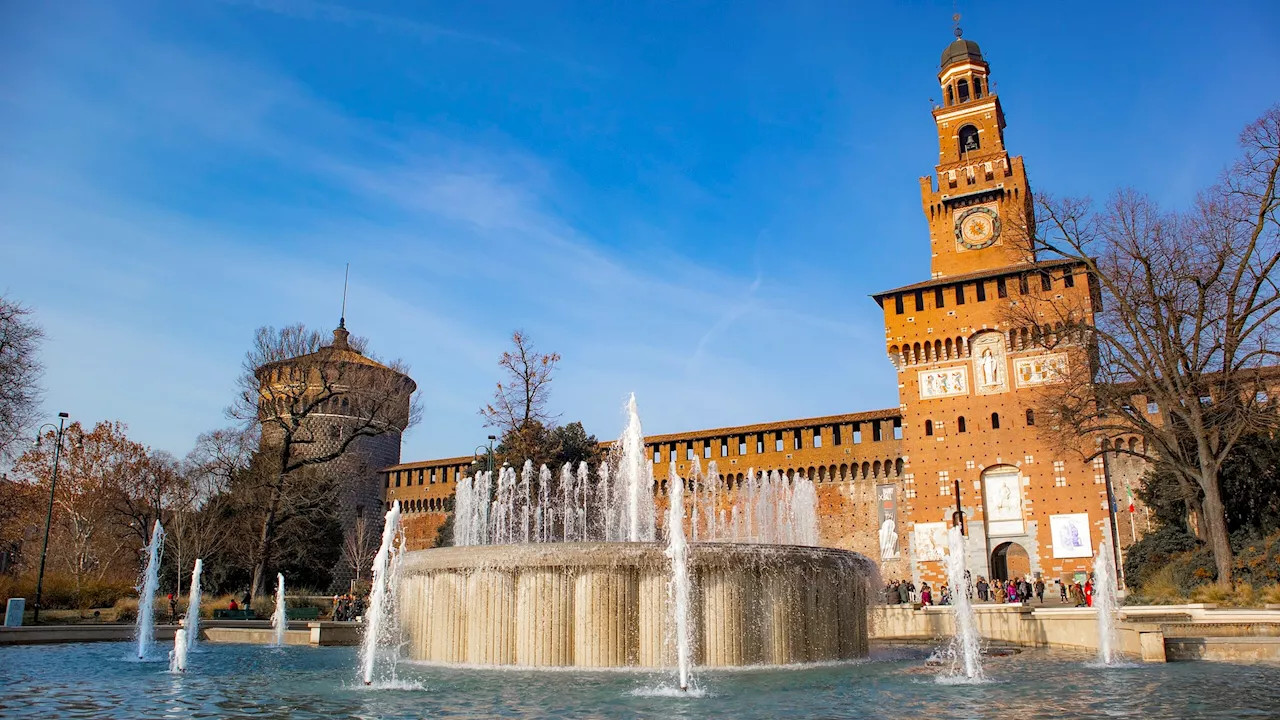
[920,29,1036,278]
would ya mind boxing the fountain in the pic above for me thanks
[665,460,694,691]
[186,559,202,653]
[1094,541,1120,665]
[168,628,188,673]
[272,573,288,647]
[941,524,983,682]
[397,395,873,669]
[361,502,403,685]
[135,520,165,660]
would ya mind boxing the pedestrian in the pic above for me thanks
[907,580,917,604]
[976,576,989,602]
[921,583,932,606]
[1034,577,1045,603]
[168,593,177,622]
[242,588,253,610]
[1084,577,1094,607]
[994,581,1007,603]
[898,580,910,605]
[229,597,239,611]
[1058,579,1068,603]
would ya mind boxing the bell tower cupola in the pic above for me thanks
[920,23,1035,278]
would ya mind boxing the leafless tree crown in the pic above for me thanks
[480,330,561,433]
[1009,105,1280,584]
[0,295,44,460]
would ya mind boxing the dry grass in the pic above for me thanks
[1261,584,1280,605]
[1134,565,1186,605]
[1189,582,1262,607]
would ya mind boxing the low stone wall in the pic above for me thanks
[202,627,312,646]
[0,620,361,647]
[871,603,1280,663]
[0,624,178,646]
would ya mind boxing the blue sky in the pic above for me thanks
[2,0,1277,463]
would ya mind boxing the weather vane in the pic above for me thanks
[953,11,963,38]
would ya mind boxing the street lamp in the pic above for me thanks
[32,412,70,625]
[474,435,496,475]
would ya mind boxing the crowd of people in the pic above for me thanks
[332,593,367,621]
[884,573,1097,607]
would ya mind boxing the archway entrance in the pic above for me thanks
[990,541,1030,582]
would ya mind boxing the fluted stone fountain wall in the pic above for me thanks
[399,542,873,668]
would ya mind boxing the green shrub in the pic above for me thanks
[1123,525,1200,587]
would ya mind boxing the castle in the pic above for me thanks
[378,31,1150,587]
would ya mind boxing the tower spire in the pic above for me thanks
[333,263,352,350]
[339,263,349,330]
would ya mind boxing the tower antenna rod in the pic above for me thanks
[340,263,349,329]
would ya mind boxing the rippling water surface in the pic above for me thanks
[1,642,1277,719]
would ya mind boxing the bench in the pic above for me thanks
[213,609,256,620]
[287,607,321,620]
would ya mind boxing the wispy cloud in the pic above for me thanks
[0,5,897,459]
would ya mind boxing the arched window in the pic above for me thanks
[946,85,954,106]
[959,125,980,153]
[895,458,905,475]
[1026,409,1036,426]
[957,416,967,433]
[957,78,970,102]
[925,420,934,436]
[991,412,1001,429]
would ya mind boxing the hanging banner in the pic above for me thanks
[877,484,899,559]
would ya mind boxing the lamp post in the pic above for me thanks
[473,435,496,475]
[32,412,70,625]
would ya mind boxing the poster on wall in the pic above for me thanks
[877,484,899,560]
[983,468,1024,536]
[1050,513,1093,559]
[913,522,948,562]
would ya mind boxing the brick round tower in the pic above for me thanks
[255,322,417,591]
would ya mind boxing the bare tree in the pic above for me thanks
[480,330,560,433]
[340,510,378,585]
[0,295,44,461]
[228,324,419,598]
[1010,106,1280,584]
[166,431,251,595]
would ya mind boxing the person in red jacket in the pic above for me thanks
[1084,578,1094,607]
[228,598,239,611]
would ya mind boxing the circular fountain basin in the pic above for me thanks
[398,542,874,668]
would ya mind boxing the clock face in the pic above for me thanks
[955,206,1001,250]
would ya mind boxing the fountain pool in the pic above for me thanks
[2,641,1277,719]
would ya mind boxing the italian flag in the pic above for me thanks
[1126,484,1135,513]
